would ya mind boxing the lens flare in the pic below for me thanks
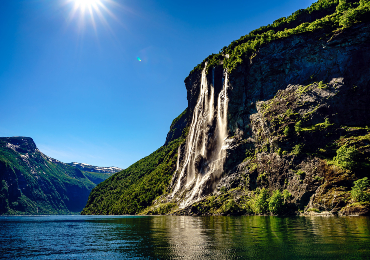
[137,57,142,62]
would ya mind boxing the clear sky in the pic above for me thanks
[0,0,317,168]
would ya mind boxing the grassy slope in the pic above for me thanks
[81,111,188,215]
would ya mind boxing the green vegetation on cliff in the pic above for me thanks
[164,108,188,145]
[186,0,370,78]
[239,78,370,215]
[172,187,293,216]
[351,177,370,202]
[81,111,189,215]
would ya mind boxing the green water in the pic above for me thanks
[0,215,369,259]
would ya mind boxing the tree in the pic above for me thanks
[253,188,269,214]
[284,126,290,136]
[269,190,283,214]
[283,189,292,204]
[336,0,351,13]
[295,121,302,133]
[351,177,370,202]
[334,145,358,170]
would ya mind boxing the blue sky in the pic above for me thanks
[0,0,317,168]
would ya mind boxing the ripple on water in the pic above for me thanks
[0,215,370,259]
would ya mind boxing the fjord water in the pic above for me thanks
[1,216,369,259]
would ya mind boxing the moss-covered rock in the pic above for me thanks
[339,202,370,216]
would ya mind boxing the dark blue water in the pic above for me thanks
[0,215,369,259]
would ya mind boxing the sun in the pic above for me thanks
[67,0,104,13]
[64,0,119,32]
[74,0,101,8]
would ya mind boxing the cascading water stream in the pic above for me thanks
[171,66,229,208]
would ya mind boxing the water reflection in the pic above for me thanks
[148,216,370,259]
[0,216,369,259]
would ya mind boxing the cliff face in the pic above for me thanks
[164,108,188,146]
[82,0,370,216]
[162,21,370,216]
[227,23,370,136]
[0,137,112,215]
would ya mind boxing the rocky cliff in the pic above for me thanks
[83,0,370,216]
[0,137,115,215]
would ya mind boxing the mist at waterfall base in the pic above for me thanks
[1,215,370,259]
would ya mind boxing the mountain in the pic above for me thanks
[66,162,122,186]
[67,162,122,174]
[0,137,117,215]
[82,0,370,216]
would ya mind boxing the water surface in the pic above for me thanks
[1,215,369,259]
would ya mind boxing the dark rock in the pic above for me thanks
[169,21,370,215]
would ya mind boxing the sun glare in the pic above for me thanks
[74,0,101,8]
[64,0,120,32]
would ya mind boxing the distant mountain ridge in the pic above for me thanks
[0,137,118,215]
[67,162,122,174]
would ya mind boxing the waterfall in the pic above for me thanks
[171,66,229,208]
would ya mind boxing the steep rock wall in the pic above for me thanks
[227,22,370,139]
[168,21,370,215]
